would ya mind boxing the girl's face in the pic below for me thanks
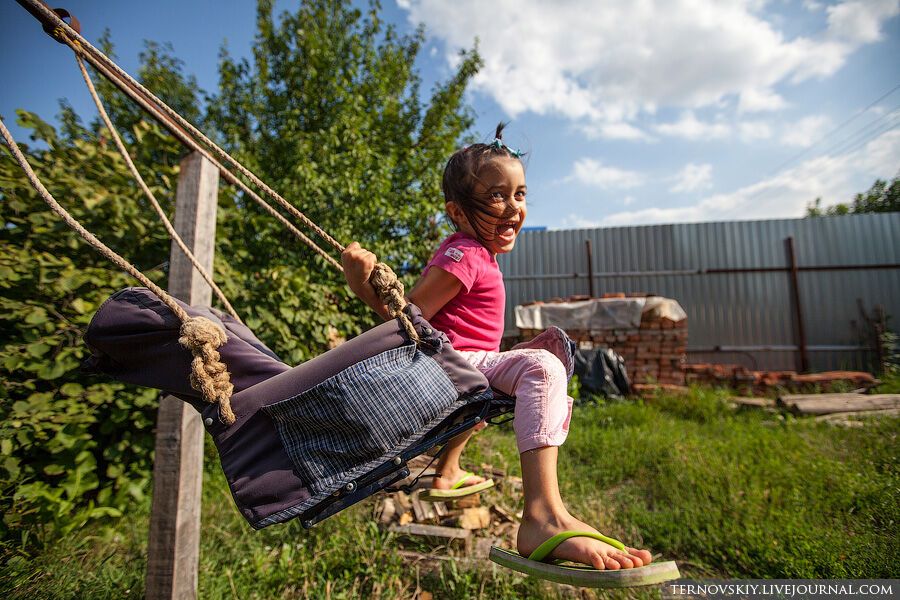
[447,157,527,255]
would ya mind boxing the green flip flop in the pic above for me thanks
[419,471,495,501]
[489,531,681,588]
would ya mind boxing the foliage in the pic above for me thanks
[2,0,480,546]
[807,175,900,216]
[205,0,481,363]
[0,111,180,544]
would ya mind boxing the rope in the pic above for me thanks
[75,54,242,322]
[26,1,420,344]
[0,116,237,425]
[56,27,343,273]
[370,264,419,343]
[46,16,343,254]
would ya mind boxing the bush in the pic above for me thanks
[0,112,174,545]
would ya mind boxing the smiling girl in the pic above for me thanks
[342,123,653,572]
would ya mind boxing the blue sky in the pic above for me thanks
[2,0,898,229]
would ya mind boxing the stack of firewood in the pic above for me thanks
[377,457,522,558]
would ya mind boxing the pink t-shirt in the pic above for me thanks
[422,232,505,352]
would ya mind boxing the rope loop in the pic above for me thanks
[178,316,236,424]
[370,263,420,344]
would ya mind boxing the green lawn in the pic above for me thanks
[3,388,898,599]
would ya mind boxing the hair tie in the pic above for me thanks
[491,138,522,158]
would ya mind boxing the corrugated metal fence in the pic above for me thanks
[497,214,900,372]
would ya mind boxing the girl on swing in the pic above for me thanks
[342,123,654,573]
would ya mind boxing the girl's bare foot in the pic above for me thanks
[431,465,487,490]
[516,512,653,570]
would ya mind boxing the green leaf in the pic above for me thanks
[25,307,48,325]
[26,342,51,358]
[60,383,84,397]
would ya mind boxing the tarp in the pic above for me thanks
[515,297,687,331]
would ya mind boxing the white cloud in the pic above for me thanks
[781,114,832,147]
[826,0,900,44]
[739,120,773,141]
[561,213,604,229]
[598,129,900,226]
[582,121,653,142]
[622,196,636,206]
[657,112,731,141]
[739,88,788,113]
[399,0,899,139]
[670,163,714,193]
[566,158,644,189]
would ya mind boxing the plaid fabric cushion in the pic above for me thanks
[263,343,462,499]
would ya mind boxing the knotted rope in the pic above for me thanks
[370,263,419,343]
[0,116,237,425]
[180,317,235,424]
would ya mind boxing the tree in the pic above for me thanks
[0,111,179,542]
[206,0,481,363]
[806,175,900,216]
[1,0,480,544]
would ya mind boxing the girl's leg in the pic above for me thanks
[467,348,652,569]
[431,426,487,490]
[518,446,652,569]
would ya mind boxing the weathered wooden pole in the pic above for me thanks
[785,236,809,373]
[146,152,219,600]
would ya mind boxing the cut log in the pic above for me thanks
[378,498,397,524]
[411,492,435,522]
[458,507,491,530]
[779,393,900,415]
[480,463,507,479]
[432,501,448,518]
[455,494,482,509]
[490,505,518,523]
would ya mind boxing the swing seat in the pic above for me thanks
[83,287,514,529]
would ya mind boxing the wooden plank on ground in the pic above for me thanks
[730,396,776,408]
[779,393,900,415]
[389,523,472,541]
[814,407,900,423]
[396,550,480,571]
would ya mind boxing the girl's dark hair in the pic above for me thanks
[441,122,525,244]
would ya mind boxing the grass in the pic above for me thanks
[2,387,898,599]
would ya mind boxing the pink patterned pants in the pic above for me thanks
[459,340,574,453]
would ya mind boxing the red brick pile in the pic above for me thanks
[516,294,688,386]
[683,364,877,393]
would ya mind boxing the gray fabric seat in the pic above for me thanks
[83,287,503,528]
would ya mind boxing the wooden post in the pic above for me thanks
[146,152,219,600]
[785,236,809,373]
[585,239,594,298]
